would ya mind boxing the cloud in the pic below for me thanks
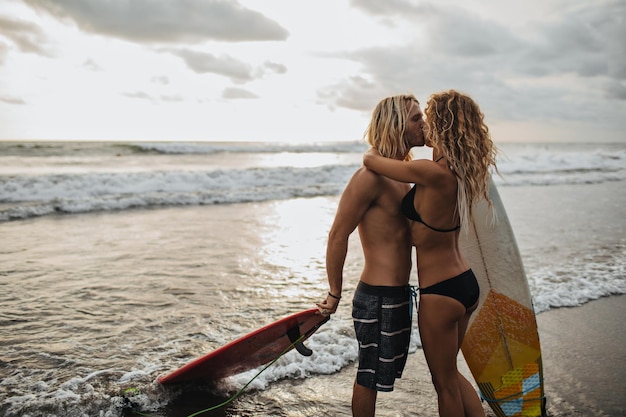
[151,76,170,85]
[81,58,101,71]
[222,87,258,99]
[319,2,525,113]
[166,48,256,83]
[322,0,626,127]
[0,42,7,64]
[22,0,289,43]
[513,2,625,82]
[123,91,154,102]
[160,94,184,103]
[350,0,429,18]
[318,74,402,112]
[606,81,626,100]
[0,14,50,56]
[0,95,26,105]
[164,48,288,84]
[122,91,184,104]
[263,61,287,75]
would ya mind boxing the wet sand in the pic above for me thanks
[537,294,625,416]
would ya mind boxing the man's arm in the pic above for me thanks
[317,168,380,315]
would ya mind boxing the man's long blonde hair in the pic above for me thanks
[425,90,498,230]
[365,94,418,160]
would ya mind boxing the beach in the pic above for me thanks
[0,141,624,416]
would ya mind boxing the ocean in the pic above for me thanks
[0,140,624,417]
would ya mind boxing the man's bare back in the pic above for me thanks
[356,167,412,287]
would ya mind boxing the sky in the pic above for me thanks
[0,0,624,143]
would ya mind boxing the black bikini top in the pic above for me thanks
[401,185,460,233]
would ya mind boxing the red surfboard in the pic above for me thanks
[158,308,329,384]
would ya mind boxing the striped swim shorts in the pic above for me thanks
[352,281,412,392]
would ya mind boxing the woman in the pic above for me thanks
[363,90,497,417]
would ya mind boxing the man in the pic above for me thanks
[317,94,425,417]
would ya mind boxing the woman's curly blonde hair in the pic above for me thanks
[424,90,498,230]
[365,94,418,161]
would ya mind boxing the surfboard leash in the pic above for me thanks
[124,332,310,417]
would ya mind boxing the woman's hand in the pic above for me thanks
[363,147,381,168]
[362,146,417,183]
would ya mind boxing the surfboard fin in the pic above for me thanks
[287,326,313,356]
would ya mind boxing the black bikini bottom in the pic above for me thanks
[419,269,479,310]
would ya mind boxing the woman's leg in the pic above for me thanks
[457,303,486,416]
[418,294,467,417]
[419,295,486,416]
[458,373,485,417]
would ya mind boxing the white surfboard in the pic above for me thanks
[460,179,546,417]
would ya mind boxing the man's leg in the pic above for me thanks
[352,380,377,417]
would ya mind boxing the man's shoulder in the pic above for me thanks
[352,166,407,188]
[342,167,385,199]
[352,166,382,181]
[345,166,408,204]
